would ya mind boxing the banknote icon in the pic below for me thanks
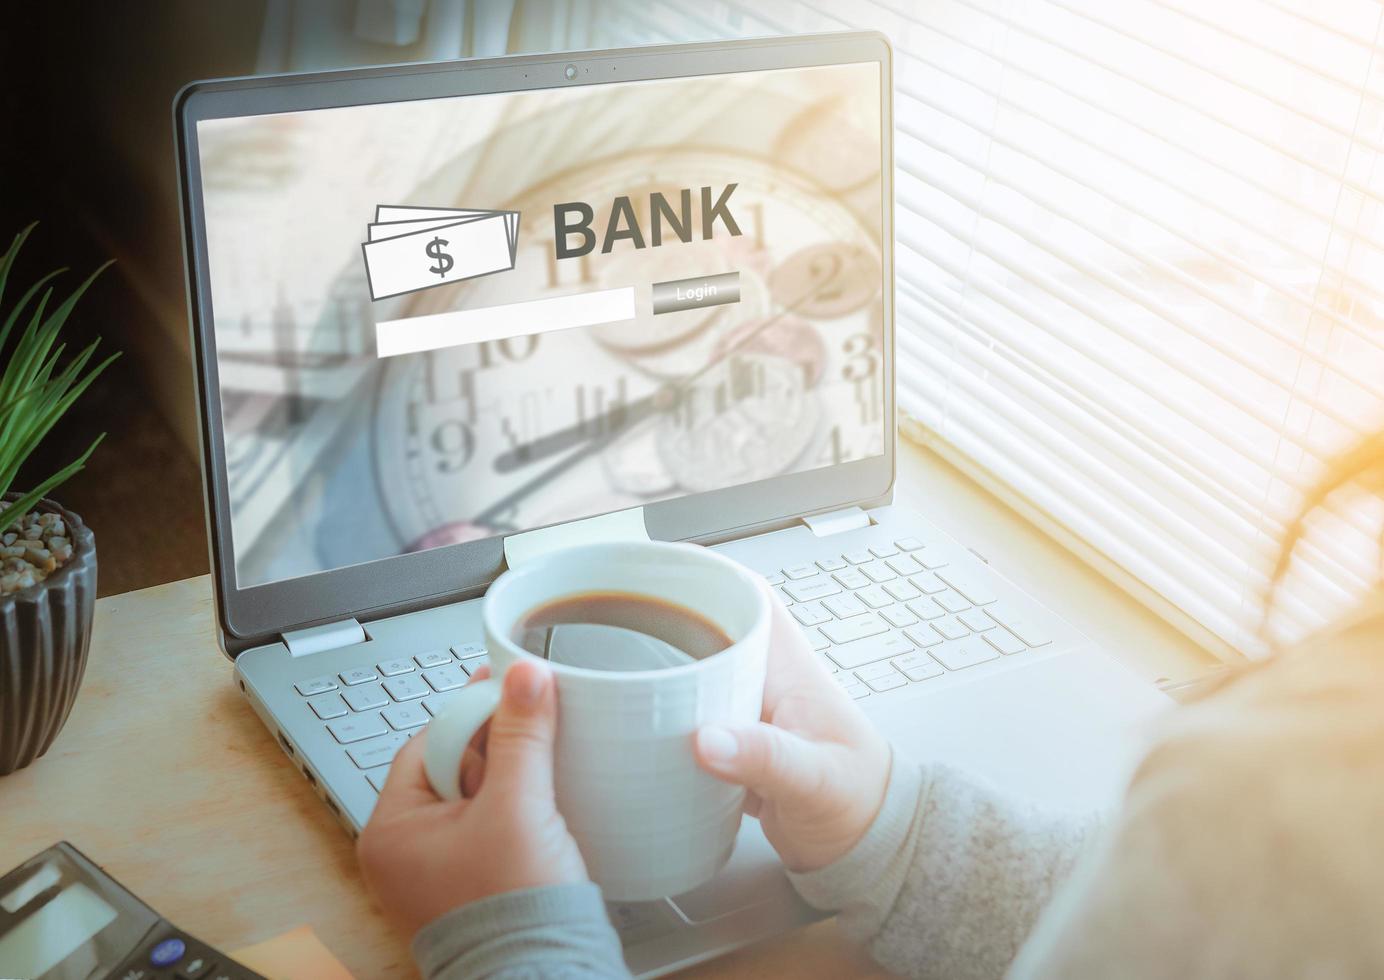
[361,205,520,301]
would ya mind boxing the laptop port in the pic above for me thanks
[303,767,317,787]
[325,796,341,817]
[277,731,295,758]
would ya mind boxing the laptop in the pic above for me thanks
[174,32,1170,977]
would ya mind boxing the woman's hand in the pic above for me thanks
[694,590,892,873]
[357,660,588,936]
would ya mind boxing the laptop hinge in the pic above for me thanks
[802,506,872,537]
[282,618,367,658]
[503,506,650,568]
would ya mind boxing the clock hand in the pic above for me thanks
[492,267,843,473]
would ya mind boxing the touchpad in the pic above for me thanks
[669,818,798,923]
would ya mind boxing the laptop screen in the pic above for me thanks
[195,60,886,588]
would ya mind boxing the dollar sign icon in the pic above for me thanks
[425,236,454,278]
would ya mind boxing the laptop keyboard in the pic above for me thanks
[292,645,491,793]
[767,537,1050,700]
[285,540,1048,799]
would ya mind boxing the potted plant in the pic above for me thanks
[0,224,118,775]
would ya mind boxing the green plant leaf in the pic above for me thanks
[0,349,118,495]
[0,223,38,317]
[0,433,104,535]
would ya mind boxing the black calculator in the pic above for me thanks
[0,842,266,980]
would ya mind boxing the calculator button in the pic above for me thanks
[151,937,186,967]
[347,731,410,769]
[327,714,388,744]
[177,955,215,979]
[294,676,337,697]
[416,649,453,669]
[306,693,347,720]
[383,702,430,730]
[339,667,378,686]
[451,642,486,659]
[342,683,388,712]
[424,665,467,692]
[377,658,415,677]
[383,675,430,701]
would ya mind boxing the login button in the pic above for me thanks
[651,271,740,315]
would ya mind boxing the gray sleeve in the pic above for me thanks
[788,753,1098,980]
[412,882,631,980]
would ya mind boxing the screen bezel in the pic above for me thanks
[174,32,896,654]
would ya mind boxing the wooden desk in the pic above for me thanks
[0,444,1210,978]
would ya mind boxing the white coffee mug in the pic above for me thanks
[423,540,770,902]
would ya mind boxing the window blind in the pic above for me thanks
[550,0,1384,660]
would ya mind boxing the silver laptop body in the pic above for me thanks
[175,33,1170,977]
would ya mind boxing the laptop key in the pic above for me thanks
[342,683,389,712]
[347,731,410,769]
[832,568,870,590]
[885,554,924,576]
[366,768,391,792]
[914,547,949,569]
[906,598,945,620]
[880,604,918,628]
[933,590,972,613]
[958,610,996,632]
[842,549,873,564]
[801,627,829,651]
[763,572,786,586]
[827,630,913,669]
[932,616,970,641]
[820,613,888,645]
[909,572,947,594]
[816,557,848,572]
[895,537,925,552]
[863,671,907,693]
[984,628,1027,655]
[383,675,430,701]
[986,611,1052,646]
[383,702,430,730]
[823,593,868,619]
[327,714,388,744]
[902,625,944,648]
[306,693,348,720]
[782,563,817,580]
[884,579,921,602]
[841,682,871,700]
[340,667,378,687]
[783,576,841,602]
[459,654,490,676]
[893,651,944,681]
[868,543,898,558]
[295,675,338,697]
[854,662,898,682]
[416,649,454,669]
[856,585,893,609]
[377,657,415,677]
[451,642,486,659]
[860,561,896,583]
[791,602,832,627]
[424,665,467,692]
[932,640,999,671]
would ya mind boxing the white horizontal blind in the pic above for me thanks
[560,0,1384,659]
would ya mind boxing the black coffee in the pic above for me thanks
[514,591,733,672]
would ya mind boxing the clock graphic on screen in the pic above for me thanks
[367,133,884,553]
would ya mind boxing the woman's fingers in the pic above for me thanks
[695,722,825,806]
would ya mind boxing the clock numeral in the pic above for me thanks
[546,245,593,289]
[842,333,879,382]
[431,419,476,473]
[476,334,539,371]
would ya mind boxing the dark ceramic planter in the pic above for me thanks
[0,495,97,775]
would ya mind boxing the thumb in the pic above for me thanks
[695,722,825,805]
[479,659,558,805]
